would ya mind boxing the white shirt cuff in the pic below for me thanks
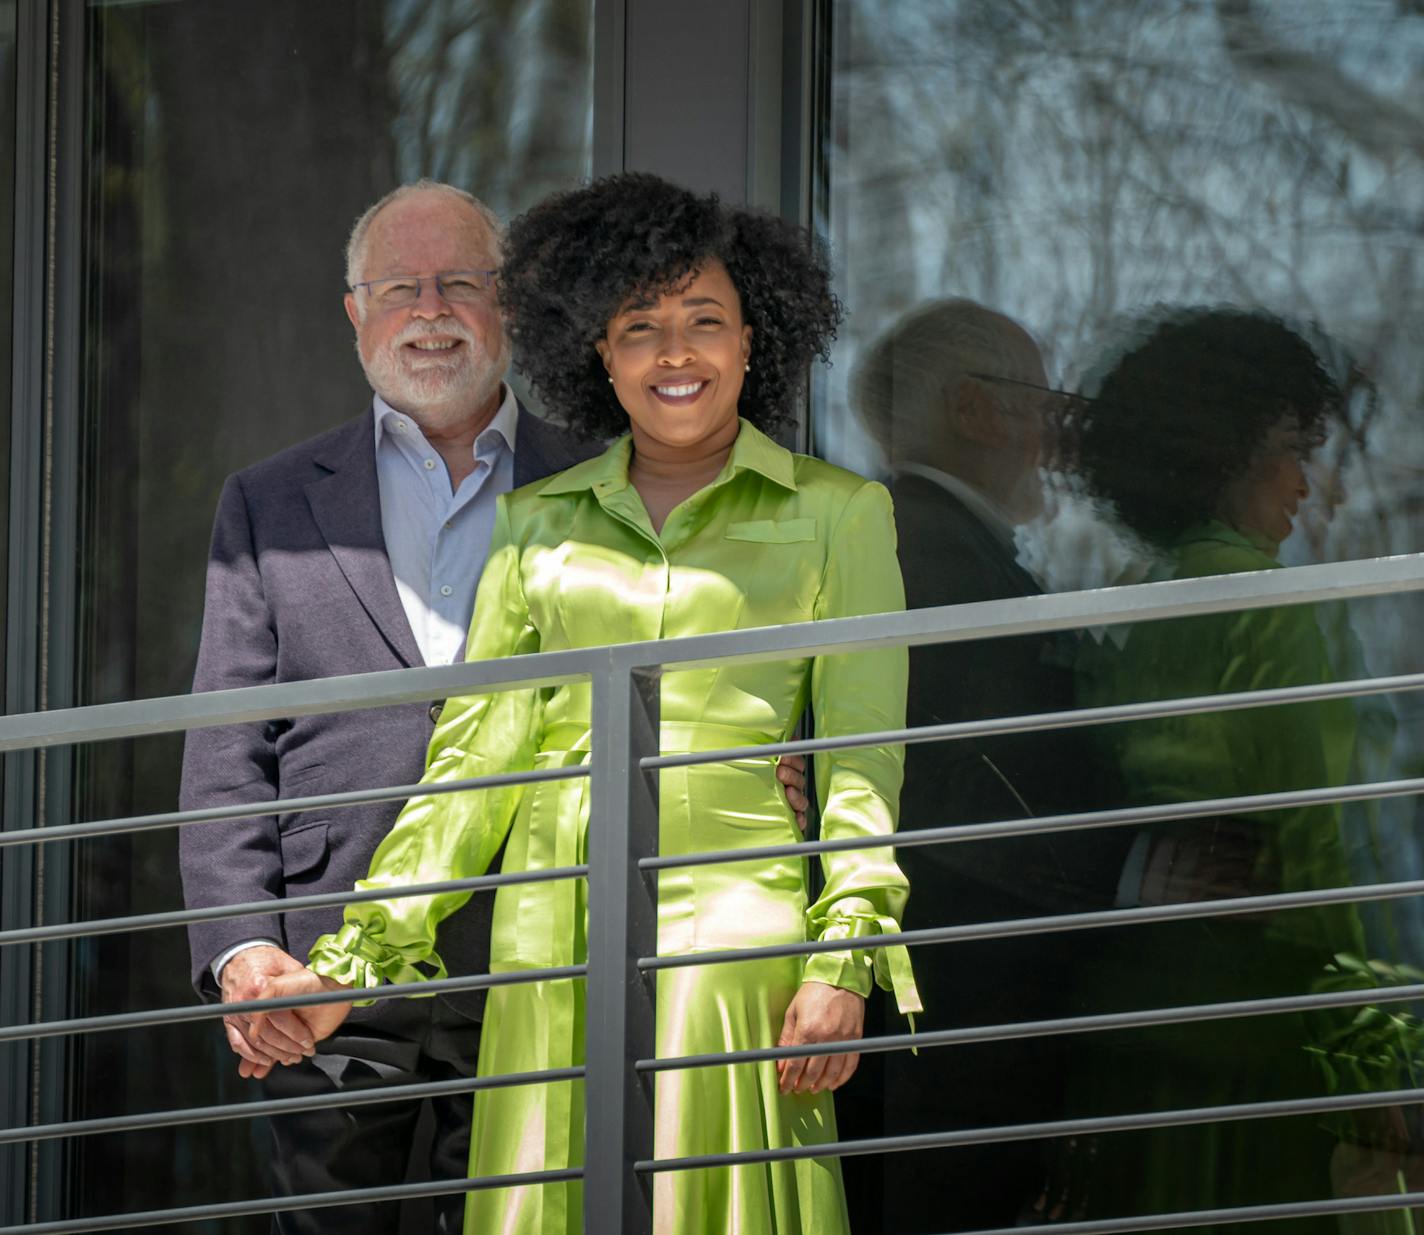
[212,938,282,986]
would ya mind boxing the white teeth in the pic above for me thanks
[655,381,706,397]
[411,340,458,351]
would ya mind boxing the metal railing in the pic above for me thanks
[4,552,1424,1232]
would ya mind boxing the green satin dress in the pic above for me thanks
[310,420,920,1235]
[1072,521,1365,1230]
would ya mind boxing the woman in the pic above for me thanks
[279,173,920,1234]
[1064,306,1384,1229]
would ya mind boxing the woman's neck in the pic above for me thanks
[627,419,740,532]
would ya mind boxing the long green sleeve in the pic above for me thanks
[308,497,543,991]
[803,481,921,1015]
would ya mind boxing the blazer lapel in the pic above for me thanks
[514,404,597,487]
[305,411,424,668]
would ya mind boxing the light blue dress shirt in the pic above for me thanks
[211,387,518,983]
[373,387,517,667]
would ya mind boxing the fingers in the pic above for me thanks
[797,1051,832,1094]
[777,983,865,1094]
[778,1054,810,1095]
[774,759,811,832]
[825,1049,860,1092]
[776,1006,806,1096]
[781,1046,859,1095]
[242,1012,302,1067]
[223,1017,274,1068]
[224,1015,288,1081]
[249,1009,315,1062]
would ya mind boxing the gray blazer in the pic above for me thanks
[178,404,597,1020]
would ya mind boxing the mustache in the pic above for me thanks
[388,319,478,352]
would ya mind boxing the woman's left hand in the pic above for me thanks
[776,981,864,1095]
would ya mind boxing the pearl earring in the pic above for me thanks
[744,361,750,372]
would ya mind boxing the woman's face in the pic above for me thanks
[1215,415,1313,547]
[595,259,753,451]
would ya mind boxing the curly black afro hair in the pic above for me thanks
[1069,307,1342,547]
[498,172,841,439]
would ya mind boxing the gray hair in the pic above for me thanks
[344,179,504,288]
[852,298,1045,458]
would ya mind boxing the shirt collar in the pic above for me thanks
[372,384,519,457]
[538,418,798,497]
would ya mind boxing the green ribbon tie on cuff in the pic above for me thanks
[331,922,448,988]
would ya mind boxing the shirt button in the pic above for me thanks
[444,521,453,530]
[439,585,453,597]
[424,459,436,470]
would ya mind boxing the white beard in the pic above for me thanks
[358,319,508,432]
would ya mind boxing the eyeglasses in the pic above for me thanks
[350,270,497,309]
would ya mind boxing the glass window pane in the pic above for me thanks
[69,0,591,1221]
[0,0,15,677]
[817,3,1424,1229]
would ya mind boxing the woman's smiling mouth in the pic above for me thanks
[651,379,710,405]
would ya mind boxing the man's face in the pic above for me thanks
[344,192,508,431]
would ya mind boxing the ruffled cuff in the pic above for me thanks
[804,908,923,1020]
[308,922,447,1006]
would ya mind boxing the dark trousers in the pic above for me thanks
[260,995,482,1235]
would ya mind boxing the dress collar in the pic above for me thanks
[538,417,798,497]
[1173,518,1278,557]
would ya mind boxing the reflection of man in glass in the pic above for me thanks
[838,299,1123,1230]
[1068,306,1407,1230]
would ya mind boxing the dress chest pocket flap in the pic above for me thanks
[723,518,817,544]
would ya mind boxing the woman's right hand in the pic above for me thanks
[247,969,355,1060]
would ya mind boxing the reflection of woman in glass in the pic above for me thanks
[1067,307,1372,1227]
[280,173,920,1234]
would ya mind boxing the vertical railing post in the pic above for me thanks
[585,655,660,1234]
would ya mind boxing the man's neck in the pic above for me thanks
[389,385,505,489]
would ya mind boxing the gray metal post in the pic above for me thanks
[584,657,660,1234]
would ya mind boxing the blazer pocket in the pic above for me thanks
[724,518,817,544]
[280,820,330,881]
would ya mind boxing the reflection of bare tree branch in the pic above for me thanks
[1216,0,1424,161]
[824,0,1424,581]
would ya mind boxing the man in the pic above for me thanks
[179,179,807,1234]
[177,180,595,1233]
[837,299,1124,1230]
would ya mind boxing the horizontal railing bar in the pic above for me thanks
[0,1065,585,1146]
[0,763,589,850]
[0,965,586,1044]
[0,653,595,754]
[635,1083,1424,1174]
[0,864,589,949]
[642,669,1424,771]
[639,872,1424,972]
[638,980,1424,1072]
[3,555,1422,754]
[0,1168,585,1235]
[640,772,1424,871]
[16,672,1418,859]
[941,1192,1424,1235]
[624,553,1424,672]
